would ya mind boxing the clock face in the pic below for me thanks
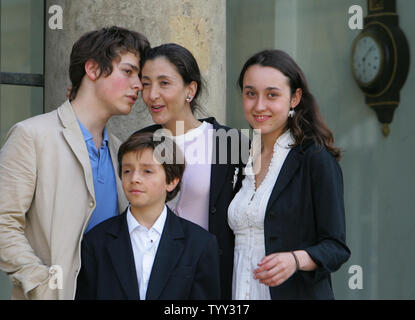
[352,35,383,85]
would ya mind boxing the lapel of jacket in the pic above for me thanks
[208,119,232,211]
[209,163,229,210]
[105,210,140,299]
[265,145,303,214]
[107,131,129,213]
[146,209,184,300]
[58,100,95,199]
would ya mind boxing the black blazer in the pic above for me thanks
[135,117,248,299]
[263,141,351,299]
[75,208,221,300]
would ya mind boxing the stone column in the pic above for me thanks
[45,0,226,141]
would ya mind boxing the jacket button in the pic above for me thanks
[211,207,217,214]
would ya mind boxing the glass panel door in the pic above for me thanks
[0,0,44,146]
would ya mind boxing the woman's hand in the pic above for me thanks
[253,252,297,287]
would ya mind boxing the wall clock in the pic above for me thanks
[351,33,383,88]
[350,0,410,136]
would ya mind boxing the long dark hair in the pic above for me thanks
[238,49,341,161]
[140,43,205,114]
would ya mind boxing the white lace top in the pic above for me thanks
[228,130,294,300]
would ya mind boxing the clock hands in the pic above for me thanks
[361,45,376,81]
[363,46,374,62]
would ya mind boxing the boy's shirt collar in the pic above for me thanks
[126,205,167,235]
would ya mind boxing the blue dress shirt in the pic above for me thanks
[78,120,119,233]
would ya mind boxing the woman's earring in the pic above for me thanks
[186,96,192,102]
[288,108,296,118]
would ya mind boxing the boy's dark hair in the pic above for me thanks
[118,131,185,202]
[69,26,150,101]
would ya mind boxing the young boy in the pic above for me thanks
[75,132,221,300]
[0,26,150,299]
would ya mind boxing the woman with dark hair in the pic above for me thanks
[228,49,350,299]
[136,43,247,299]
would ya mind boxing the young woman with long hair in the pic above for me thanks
[228,49,350,299]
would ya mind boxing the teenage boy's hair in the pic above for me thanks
[118,131,185,202]
[69,26,150,101]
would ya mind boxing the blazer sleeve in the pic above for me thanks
[0,123,50,297]
[190,235,221,299]
[75,237,97,300]
[303,149,351,283]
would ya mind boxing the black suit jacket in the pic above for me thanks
[75,208,221,300]
[263,141,351,299]
[135,117,248,299]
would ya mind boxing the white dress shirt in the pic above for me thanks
[126,205,167,300]
[228,130,294,300]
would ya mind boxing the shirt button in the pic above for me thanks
[89,200,94,208]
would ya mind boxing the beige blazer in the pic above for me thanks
[0,100,128,299]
